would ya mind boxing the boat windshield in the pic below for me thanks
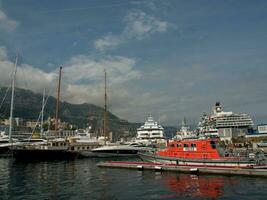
[210,141,217,149]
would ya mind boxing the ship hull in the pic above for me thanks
[12,149,78,161]
[91,145,152,158]
[139,152,267,169]
[91,149,139,157]
[0,146,10,156]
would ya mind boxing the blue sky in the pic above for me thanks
[1,0,267,126]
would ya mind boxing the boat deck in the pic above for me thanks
[97,161,267,177]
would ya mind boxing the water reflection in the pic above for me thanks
[163,173,236,199]
[1,158,265,200]
[0,158,12,199]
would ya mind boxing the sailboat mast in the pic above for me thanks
[103,69,108,144]
[41,88,46,135]
[55,66,62,135]
[9,55,18,143]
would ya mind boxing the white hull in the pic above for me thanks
[92,145,152,158]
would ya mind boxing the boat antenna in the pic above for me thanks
[9,53,19,143]
[55,66,62,135]
[103,69,108,144]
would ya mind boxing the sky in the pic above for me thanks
[1,0,267,126]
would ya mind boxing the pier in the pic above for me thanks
[97,161,267,177]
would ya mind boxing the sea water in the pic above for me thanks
[0,158,267,200]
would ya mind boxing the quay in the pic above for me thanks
[97,161,267,177]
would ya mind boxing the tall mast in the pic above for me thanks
[41,88,46,136]
[9,54,18,143]
[55,66,62,135]
[103,69,108,144]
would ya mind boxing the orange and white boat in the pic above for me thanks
[139,137,267,169]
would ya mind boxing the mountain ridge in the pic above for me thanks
[0,87,176,140]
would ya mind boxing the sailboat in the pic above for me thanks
[11,67,78,160]
[0,55,20,155]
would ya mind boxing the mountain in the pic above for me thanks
[0,87,176,140]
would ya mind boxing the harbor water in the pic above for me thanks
[1,158,267,200]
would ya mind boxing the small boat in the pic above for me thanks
[256,141,267,148]
[139,137,267,169]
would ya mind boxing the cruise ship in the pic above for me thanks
[136,116,165,145]
[198,102,254,141]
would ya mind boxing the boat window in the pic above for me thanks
[191,144,196,148]
[210,141,216,149]
[176,143,182,148]
[170,144,175,148]
[184,144,189,148]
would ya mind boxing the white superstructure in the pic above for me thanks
[201,102,254,128]
[136,116,164,142]
[176,117,192,137]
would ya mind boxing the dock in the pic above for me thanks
[97,161,267,177]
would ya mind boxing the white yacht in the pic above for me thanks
[90,116,165,157]
[135,116,165,145]
[91,143,153,157]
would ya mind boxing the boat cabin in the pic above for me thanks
[157,138,222,159]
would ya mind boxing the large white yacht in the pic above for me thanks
[136,115,165,145]
[90,116,166,157]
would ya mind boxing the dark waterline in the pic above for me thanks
[0,158,267,200]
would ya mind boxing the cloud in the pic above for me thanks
[0,9,18,31]
[61,54,142,107]
[94,10,172,50]
[0,46,8,60]
[63,54,141,85]
[94,34,122,51]
[0,46,141,112]
[0,47,57,93]
[1,44,265,125]
[123,10,169,39]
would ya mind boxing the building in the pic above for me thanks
[1,118,25,127]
